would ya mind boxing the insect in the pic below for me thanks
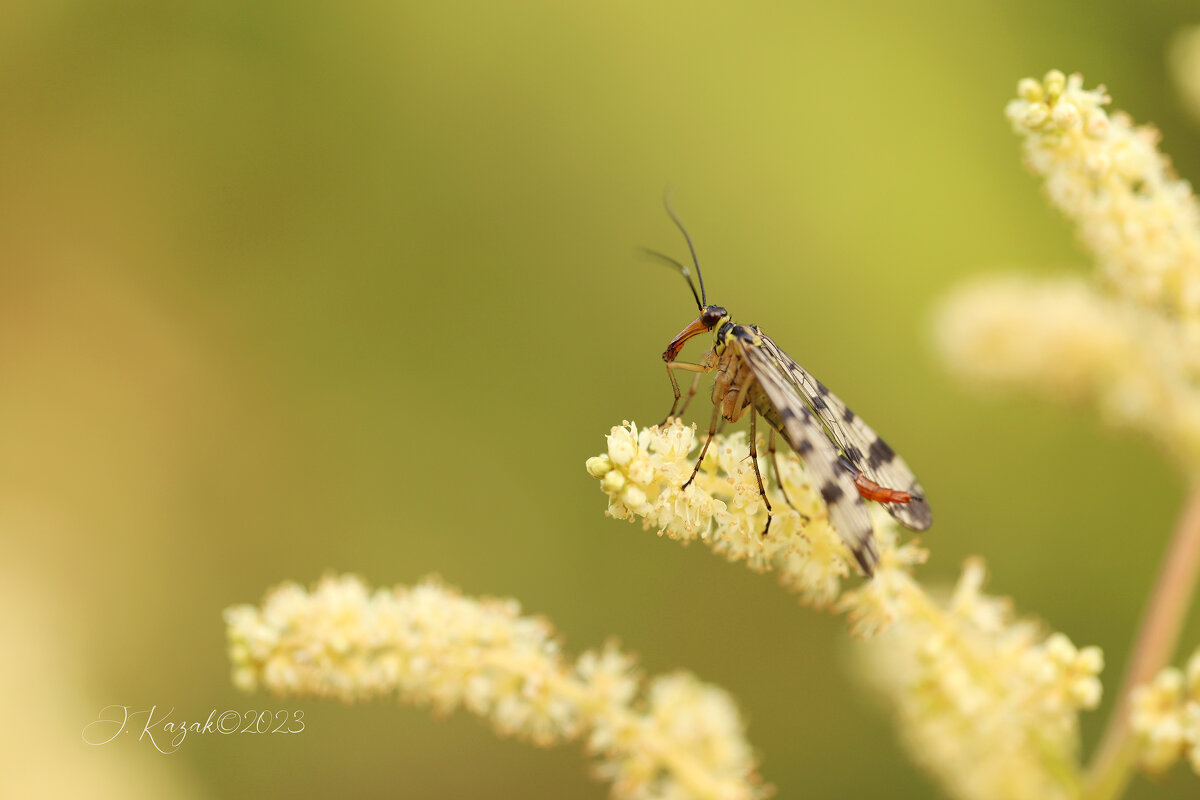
[647,202,932,576]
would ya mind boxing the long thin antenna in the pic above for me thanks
[642,248,702,311]
[662,192,706,305]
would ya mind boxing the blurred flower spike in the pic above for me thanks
[936,68,1200,794]
[1006,70,1200,317]
[938,70,1200,469]
[226,574,769,800]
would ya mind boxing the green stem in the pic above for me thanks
[1083,479,1200,800]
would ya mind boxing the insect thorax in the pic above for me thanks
[714,320,736,353]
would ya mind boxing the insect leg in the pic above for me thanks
[768,430,793,505]
[682,400,721,490]
[676,371,704,418]
[748,411,773,537]
[663,360,711,424]
[663,364,682,422]
[767,428,810,523]
[768,430,786,498]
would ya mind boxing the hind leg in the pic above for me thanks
[748,412,773,537]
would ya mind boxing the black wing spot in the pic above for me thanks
[852,542,878,577]
[816,381,830,396]
[797,439,814,454]
[842,406,856,423]
[843,445,863,465]
[820,481,845,506]
[867,437,896,468]
[810,395,828,411]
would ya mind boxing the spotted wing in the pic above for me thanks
[755,331,932,531]
[732,334,879,575]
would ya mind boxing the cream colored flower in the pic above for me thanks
[921,64,1200,797]
[856,560,1103,800]
[588,419,911,609]
[1131,647,1200,775]
[1005,70,1200,317]
[226,574,768,800]
[1131,666,1188,773]
[589,420,1104,800]
[935,72,1200,471]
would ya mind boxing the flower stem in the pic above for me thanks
[1083,479,1200,800]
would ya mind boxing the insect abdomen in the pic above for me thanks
[751,390,790,443]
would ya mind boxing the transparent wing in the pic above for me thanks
[733,336,879,575]
[755,331,932,531]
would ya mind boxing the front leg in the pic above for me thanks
[662,358,713,424]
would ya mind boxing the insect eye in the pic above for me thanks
[702,306,726,328]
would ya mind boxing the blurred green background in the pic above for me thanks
[4,1,1200,797]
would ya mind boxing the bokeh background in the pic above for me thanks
[4,1,1200,798]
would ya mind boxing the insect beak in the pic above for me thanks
[662,316,711,362]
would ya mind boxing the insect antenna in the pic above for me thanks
[663,195,707,306]
[641,248,703,311]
